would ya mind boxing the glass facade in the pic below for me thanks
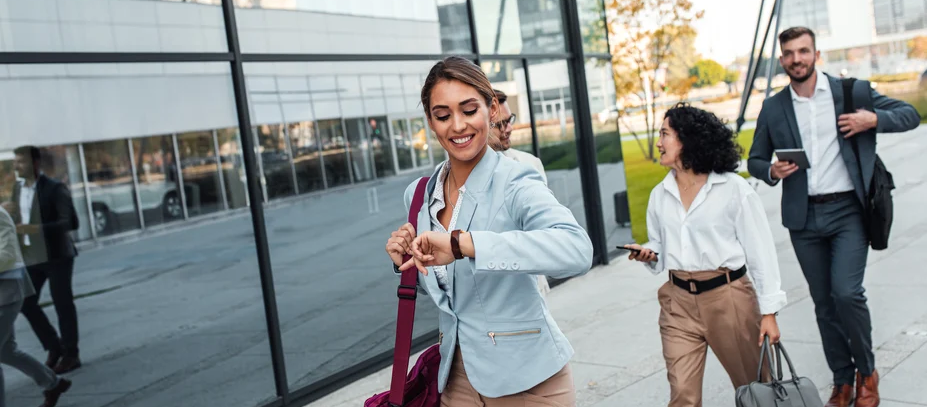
[0,0,629,406]
[779,0,831,36]
[873,0,927,35]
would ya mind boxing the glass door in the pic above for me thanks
[345,117,374,182]
[367,116,395,178]
[409,117,432,169]
[389,118,415,172]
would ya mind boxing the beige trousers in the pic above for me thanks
[659,269,765,407]
[439,347,576,406]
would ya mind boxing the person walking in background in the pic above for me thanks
[748,27,920,407]
[0,203,71,407]
[9,146,82,374]
[626,104,787,407]
[386,56,593,406]
[488,88,551,298]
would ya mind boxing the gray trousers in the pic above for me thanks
[0,298,58,407]
[789,195,873,386]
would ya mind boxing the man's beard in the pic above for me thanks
[787,64,815,83]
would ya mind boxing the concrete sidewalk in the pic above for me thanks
[310,127,927,407]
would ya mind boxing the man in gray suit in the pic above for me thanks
[748,27,920,407]
[0,203,71,407]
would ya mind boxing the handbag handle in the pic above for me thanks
[773,341,800,381]
[756,336,779,383]
[388,177,430,407]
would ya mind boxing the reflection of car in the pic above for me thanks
[73,179,182,235]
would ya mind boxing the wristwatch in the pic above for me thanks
[450,230,464,260]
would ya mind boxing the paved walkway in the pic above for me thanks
[310,126,927,407]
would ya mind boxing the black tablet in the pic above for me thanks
[774,149,811,169]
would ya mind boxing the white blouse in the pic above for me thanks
[642,171,787,315]
[428,163,464,291]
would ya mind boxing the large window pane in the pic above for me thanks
[528,59,586,231]
[577,0,609,54]
[410,117,432,169]
[241,61,439,393]
[233,0,470,54]
[585,58,633,257]
[84,139,142,236]
[481,59,534,154]
[0,0,226,53]
[0,62,275,407]
[177,131,225,215]
[132,135,183,227]
[472,0,567,54]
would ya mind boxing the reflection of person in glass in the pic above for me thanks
[385,57,593,406]
[0,203,72,406]
[488,89,551,299]
[624,104,786,407]
[9,146,82,374]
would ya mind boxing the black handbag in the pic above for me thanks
[842,78,894,250]
[735,338,823,407]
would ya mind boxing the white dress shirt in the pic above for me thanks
[788,69,856,195]
[18,179,35,247]
[642,171,787,314]
[502,148,548,185]
[428,163,464,291]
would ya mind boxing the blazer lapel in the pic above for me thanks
[828,74,868,202]
[415,178,452,313]
[780,92,804,149]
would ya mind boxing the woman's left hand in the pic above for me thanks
[759,314,781,346]
[401,231,457,275]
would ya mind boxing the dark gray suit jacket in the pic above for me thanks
[10,174,78,265]
[747,74,920,231]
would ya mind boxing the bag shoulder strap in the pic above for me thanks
[388,176,430,407]
[843,78,868,198]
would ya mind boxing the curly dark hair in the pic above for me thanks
[663,103,742,174]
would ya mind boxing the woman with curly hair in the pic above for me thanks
[624,103,787,406]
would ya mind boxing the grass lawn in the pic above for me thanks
[624,129,756,243]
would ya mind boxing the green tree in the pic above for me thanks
[689,59,726,88]
[606,0,704,160]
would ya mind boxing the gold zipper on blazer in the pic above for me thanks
[487,329,541,345]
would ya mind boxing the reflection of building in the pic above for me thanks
[781,0,927,77]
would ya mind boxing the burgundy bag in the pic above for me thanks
[365,177,441,407]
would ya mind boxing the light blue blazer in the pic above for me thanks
[400,150,593,397]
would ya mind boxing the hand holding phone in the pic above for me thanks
[621,244,657,263]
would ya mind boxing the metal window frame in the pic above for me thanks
[0,0,617,404]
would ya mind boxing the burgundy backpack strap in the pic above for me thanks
[388,176,430,406]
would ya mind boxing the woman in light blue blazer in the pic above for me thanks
[384,56,593,406]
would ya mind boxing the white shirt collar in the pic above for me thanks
[789,69,830,101]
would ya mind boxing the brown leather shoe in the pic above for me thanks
[40,378,71,407]
[44,350,61,369]
[825,384,854,407]
[53,356,81,374]
[856,369,880,407]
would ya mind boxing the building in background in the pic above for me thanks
[780,0,927,78]
[0,1,624,406]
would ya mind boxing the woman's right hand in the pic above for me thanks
[624,244,657,263]
[386,223,417,267]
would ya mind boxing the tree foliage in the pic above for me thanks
[689,59,726,87]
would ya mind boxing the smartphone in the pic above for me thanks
[619,245,659,256]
